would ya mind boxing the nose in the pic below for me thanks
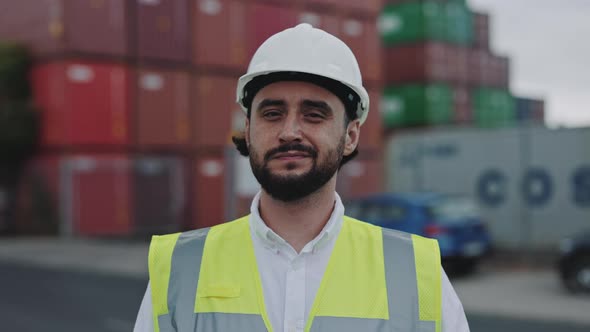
[278,113,303,144]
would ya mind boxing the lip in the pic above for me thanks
[272,151,310,160]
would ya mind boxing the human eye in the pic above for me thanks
[304,110,326,122]
[262,109,282,120]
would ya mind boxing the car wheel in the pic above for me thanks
[565,256,590,293]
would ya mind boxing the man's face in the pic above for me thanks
[245,81,360,202]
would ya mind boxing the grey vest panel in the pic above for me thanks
[158,314,175,332]
[310,317,434,332]
[381,228,423,332]
[166,228,210,331]
[311,317,388,331]
[194,312,267,332]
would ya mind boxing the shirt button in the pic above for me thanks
[296,320,305,330]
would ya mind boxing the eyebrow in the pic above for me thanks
[256,99,286,112]
[301,100,333,114]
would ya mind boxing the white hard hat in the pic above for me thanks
[236,23,370,125]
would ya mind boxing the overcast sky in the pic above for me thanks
[468,0,590,127]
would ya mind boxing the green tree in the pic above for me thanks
[0,42,39,234]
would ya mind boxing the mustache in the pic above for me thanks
[264,143,318,162]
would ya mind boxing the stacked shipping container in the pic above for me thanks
[2,0,386,235]
[378,0,539,129]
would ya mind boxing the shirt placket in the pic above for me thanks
[283,252,307,332]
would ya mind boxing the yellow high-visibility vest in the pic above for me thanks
[149,216,442,332]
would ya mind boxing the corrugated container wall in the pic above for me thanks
[62,155,133,236]
[467,49,485,86]
[386,127,590,251]
[381,84,453,128]
[15,156,61,234]
[383,42,449,84]
[472,88,515,128]
[445,1,473,45]
[136,68,191,149]
[447,45,469,85]
[192,0,248,71]
[133,156,186,235]
[378,2,447,46]
[0,0,129,57]
[248,3,297,59]
[339,0,383,17]
[473,12,490,50]
[453,86,472,124]
[297,11,340,41]
[32,61,133,147]
[337,157,384,201]
[515,97,545,124]
[340,17,382,85]
[135,0,190,63]
[190,152,227,229]
[192,74,239,149]
[359,90,384,151]
[305,0,383,17]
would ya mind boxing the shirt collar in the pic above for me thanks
[249,191,345,254]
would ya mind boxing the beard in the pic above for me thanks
[249,138,345,202]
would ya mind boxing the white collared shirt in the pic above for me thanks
[133,191,470,332]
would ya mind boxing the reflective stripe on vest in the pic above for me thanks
[148,216,442,332]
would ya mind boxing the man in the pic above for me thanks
[134,23,469,332]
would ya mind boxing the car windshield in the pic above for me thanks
[427,196,480,223]
[345,200,407,224]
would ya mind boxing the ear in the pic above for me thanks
[344,119,360,156]
[245,117,251,147]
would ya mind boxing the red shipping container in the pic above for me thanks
[297,11,340,37]
[453,86,472,124]
[486,55,498,87]
[136,68,191,148]
[383,43,448,84]
[193,74,239,148]
[481,54,510,88]
[339,0,383,17]
[340,18,382,84]
[192,0,248,70]
[133,156,186,235]
[234,194,255,219]
[359,89,384,151]
[15,156,61,235]
[496,56,510,88]
[474,12,490,50]
[467,49,486,86]
[0,0,129,57]
[248,3,298,58]
[305,0,340,11]
[337,156,384,201]
[62,155,133,236]
[135,0,190,62]
[189,152,227,229]
[447,46,469,85]
[32,60,133,147]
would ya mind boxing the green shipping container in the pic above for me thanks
[473,88,516,128]
[445,2,474,45]
[378,2,447,46]
[382,84,453,128]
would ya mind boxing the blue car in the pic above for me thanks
[344,192,492,274]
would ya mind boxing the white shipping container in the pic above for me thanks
[386,126,590,251]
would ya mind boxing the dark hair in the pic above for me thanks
[232,71,360,167]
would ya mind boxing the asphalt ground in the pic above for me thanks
[1,237,589,331]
